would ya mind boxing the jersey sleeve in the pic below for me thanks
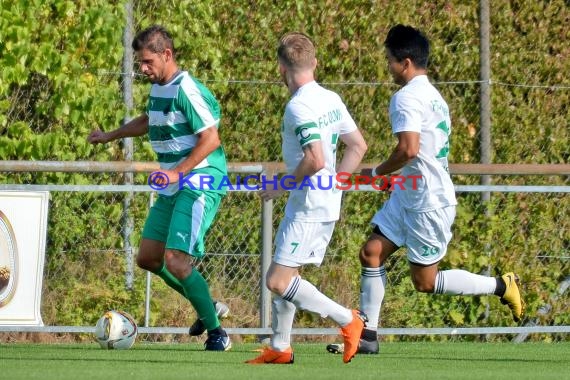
[389,92,423,134]
[177,82,219,134]
[285,102,321,147]
[338,103,357,135]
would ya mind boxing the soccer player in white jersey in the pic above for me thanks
[87,25,230,351]
[246,32,368,364]
[328,24,524,356]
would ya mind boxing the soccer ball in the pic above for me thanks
[94,310,137,349]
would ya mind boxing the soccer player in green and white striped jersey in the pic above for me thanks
[88,25,230,351]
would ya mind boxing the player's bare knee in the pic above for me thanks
[359,242,379,266]
[265,277,281,294]
[135,254,149,270]
[164,249,193,279]
[265,274,287,295]
[136,252,160,272]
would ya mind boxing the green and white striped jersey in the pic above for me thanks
[146,71,227,196]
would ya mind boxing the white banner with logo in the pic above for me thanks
[0,191,49,326]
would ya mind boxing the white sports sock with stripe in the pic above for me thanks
[282,275,352,326]
[360,266,386,330]
[434,269,496,295]
[270,296,296,351]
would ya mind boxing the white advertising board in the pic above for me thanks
[0,191,49,326]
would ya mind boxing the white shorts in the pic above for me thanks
[370,195,456,266]
[273,217,336,267]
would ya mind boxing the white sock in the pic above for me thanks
[270,296,296,351]
[360,266,386,330]
[434,269,496,295]
[283,276,352,326]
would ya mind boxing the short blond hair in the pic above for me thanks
[277,32,315,70]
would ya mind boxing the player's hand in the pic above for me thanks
[161,169,181,184]
[153,169,180,186]
[258,188,286,201]
[87,130,110,144]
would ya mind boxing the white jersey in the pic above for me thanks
[281,81,357,222]
[389,75,457,212]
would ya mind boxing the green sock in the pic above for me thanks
[180,269,220,331]
[153,262,185,297]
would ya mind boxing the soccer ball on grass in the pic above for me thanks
[94,310,137,349]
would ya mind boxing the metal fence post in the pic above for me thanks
[479,0,493,335]
[122,0,135,290]
[479,0,492,196]
[144,192,155,327]
[260,176,273,330]
[479,0,492,198]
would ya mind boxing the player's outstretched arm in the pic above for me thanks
[337,129,367,175]
[87,114,149,144]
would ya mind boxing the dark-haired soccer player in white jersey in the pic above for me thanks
[328,24,524,356]
[246,32,369,365]
[88,25,230,351]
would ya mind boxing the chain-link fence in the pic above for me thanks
[0,178,567,342]
[0,1,568,341]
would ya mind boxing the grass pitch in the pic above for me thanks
[1,341,568,380]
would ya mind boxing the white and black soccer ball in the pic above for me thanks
[94,310,137,350]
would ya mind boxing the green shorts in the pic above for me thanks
[142,189,222,259]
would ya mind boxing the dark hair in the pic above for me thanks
[384,24,430,69]
[132,25,175,56]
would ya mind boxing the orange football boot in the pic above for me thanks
[340,310,368,363]
[245,347,294,364]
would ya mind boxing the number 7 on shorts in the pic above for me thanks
[290,242,299,254]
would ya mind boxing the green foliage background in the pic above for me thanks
[0,0,568,340]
